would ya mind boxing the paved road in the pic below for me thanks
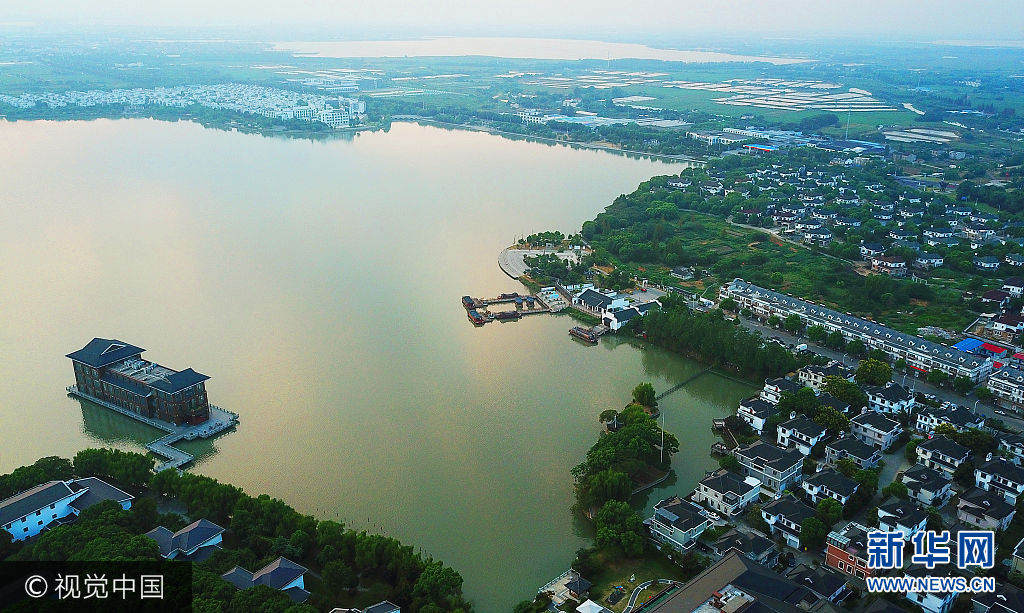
[736,315,1024,431]
[623,579,677,613]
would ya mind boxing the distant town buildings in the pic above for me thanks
[0,84,365,129]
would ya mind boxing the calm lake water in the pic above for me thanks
[273,36,806,64]
[0,119,756,611]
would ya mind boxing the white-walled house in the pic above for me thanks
[692,471,761,517]
[803,469,859,505]
[975,456,1024,504]
[916,436,971,478]
[850,412,903,450]
[761,495,816,548]
[734,441,804,494]
[901,465,953,508]
[865,383,915,414]
[647,496,711,552]
[777,415,828,455]
[737,397,778,434]
[825,436,881,469]
[878,498,928,540]
[0,478,133,542]
[796,361,854,392]
[916,406,985,434]
[905,567,957,613]
[760,377,804,405]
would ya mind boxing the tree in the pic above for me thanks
[836,458,858,478]
[594,500,645,558]
[599,409,619,423]
[953,376,974,395]
[321,560,357,598]
[720,297,739,312]
[822,376,867,410]
[926,506,943,532]
[800,517,828,548]
[953,461,976,488]
[807,325,827,343]
[846,339,866,356]
[777,387,819,417]
[767,314,782,328]
[865,506,879,527]
[826,331,846,350]
[719,455,741,474]
[856,359,892,386]
[817,498,843,528]
[882,481,909,499]
[803,457,817,475]
[746,504,769,534]
[814,406,850,433]
[632,382,657,408]
[784,314,804,334]
[927,370,949,386]
[905,438,924,462]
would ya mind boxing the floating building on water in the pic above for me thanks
[67,338,211,426]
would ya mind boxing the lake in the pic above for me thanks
[0,119,756,611]
[273,36,806,64]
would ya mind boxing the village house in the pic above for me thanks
[795,361,853,392]
[733,441,804,494]
[957,488,1016,531]
[850,411,903,450]
[776,415,828,455]
[865,382,915,414]
[916,436,971,478]
[901,464,953,508]
[825,436,881,470]
[647,495,711,552]
[877,498,928,540]
[975,456,1024,504]
[761,495,816,549]
[825,521,875,579]
[692,470,762,517]
[802,469,859,505]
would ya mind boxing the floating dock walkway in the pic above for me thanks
[67,385,238,472]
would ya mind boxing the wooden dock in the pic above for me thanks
[462,292,552,324]
[67,385,238,472]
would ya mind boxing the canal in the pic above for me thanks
[0,119,757,611]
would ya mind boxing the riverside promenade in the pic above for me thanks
[67,385,238,472]
[498,247,581,279]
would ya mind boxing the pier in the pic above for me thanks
[67,385,238,472]
[461,292,553,325]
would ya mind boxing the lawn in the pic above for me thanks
[584,550,695,613]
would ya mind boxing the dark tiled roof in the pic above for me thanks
[827,436,877,461]
[653,496,708,533]
[67,477,133,512]
[917,436,970,460]
[978,458,1024,485]
[146,518,225,557]
[700,471,757,498]
[805,469,859,498]
[959,488,1014,520]
[66,338,144,368]
[147,368,210,394]
[736,441,804,471]
[710,530,774,560]
[780,416,826,439]
[577,289,613,309]
[902,465,951,492]
[866,383,911,403]
[0,481,75,526]
[763,495,816,525]
[364,602,401,613]
[879,498,928,527]
[254,557,308,589]
[740,397,777,419]
[852,412,900,433]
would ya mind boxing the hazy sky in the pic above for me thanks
[1,0,1022,40]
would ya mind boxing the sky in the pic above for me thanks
[0,0,1022,41]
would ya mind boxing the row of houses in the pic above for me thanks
[720,278,993,381]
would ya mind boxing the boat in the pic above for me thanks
[498,292,520,299]
[569,326,598,344]
[467,310,487,325]
[493,311,521,321]
[461,296,475,309]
